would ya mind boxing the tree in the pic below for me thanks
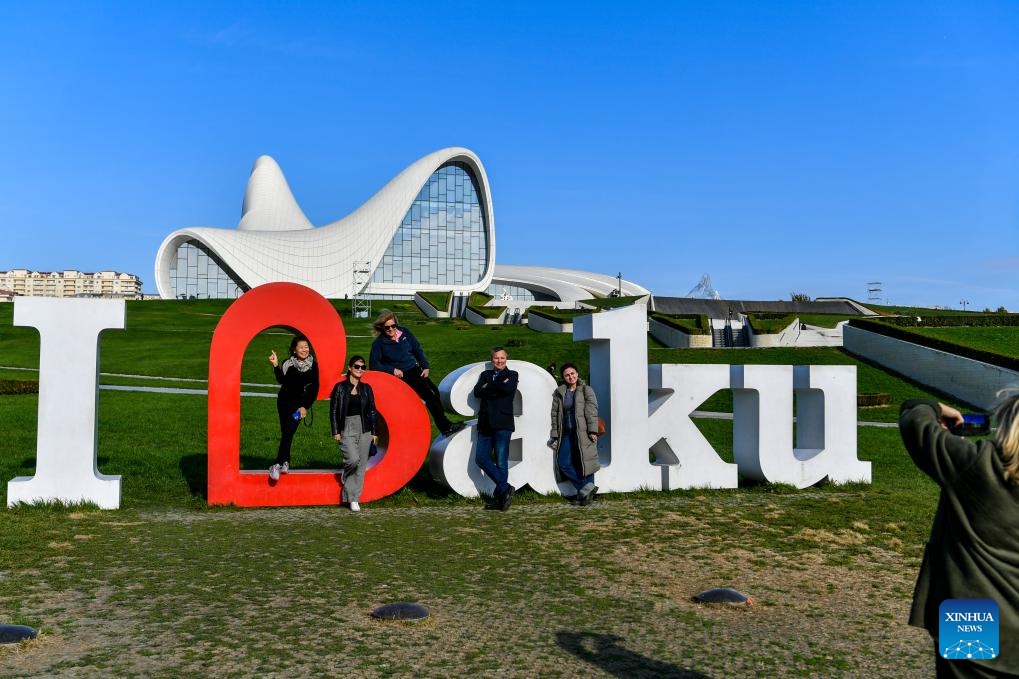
[790,292,811,302]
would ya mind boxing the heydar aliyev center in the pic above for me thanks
[154,147,649,304]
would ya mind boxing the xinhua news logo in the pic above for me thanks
[939,599,999,661]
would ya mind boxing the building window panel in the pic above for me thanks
[371,161,488,288]
[169,240,247,299]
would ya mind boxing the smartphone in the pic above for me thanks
[950,413,990,437]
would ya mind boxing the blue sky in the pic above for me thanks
[1,1,1016,310]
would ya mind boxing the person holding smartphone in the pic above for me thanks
[899,394,1019,678]
[268,335,318,481]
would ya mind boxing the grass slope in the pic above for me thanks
[910,325,1019,357]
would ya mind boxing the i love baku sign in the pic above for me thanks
[6,283,870,509]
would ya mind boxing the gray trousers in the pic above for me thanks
[339,415,372,502]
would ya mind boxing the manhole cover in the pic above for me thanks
[370,602,430,621]
[0,625,38,644]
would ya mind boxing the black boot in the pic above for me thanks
[500,485,515,511]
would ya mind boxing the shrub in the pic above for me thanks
[866,314,1019,329]
[746,314,797,334]
[580,295,645,309]
[528,307,587,323]
[418,291,452,313]
[649,313,709,335]
[848,318,1019,372]
[797,314,853,329]
[467,292,503,319]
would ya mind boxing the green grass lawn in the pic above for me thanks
[909,325,1019,357]
[0,298,968,508]
[0,297,979,676]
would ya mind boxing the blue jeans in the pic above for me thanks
[475,429,512,495]
[557,430,594,494]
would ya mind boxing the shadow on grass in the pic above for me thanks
[178,453,458,504]
[556,631,709,678]
[180,454,208,500]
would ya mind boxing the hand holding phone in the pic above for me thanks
[950,413,990,437]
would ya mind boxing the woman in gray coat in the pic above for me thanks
[548,363,600,505]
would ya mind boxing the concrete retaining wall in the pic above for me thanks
[414,293,450,319]
[746,319,794,348]
[648,317,712,348]
[464,306,506,325]
[796,321,847,347]
[527,313,572,334]
[843,325,1019,410]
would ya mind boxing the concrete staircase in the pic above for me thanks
[710,318,749,348]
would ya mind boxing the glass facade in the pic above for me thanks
[370,161,489,287]
[169,240,248,299]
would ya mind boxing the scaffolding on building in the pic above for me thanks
[352,261,372,319]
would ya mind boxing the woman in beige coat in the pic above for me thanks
[548,363,601,505]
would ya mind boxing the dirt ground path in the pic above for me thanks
[0,499,934,677]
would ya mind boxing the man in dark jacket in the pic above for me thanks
[472,346,519,510]
[369,309,463,437]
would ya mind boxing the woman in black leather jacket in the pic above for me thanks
[329,355,377,511]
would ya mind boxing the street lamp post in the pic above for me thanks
[960,299,969,312]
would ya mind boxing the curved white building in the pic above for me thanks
[488,264,649,305]
[155,147,649,304]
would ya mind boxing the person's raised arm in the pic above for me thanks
[899,399,978,484]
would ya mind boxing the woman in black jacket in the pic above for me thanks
[329,355,377,512]
[268,335,318,481]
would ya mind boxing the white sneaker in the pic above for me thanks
[349,502,360,512]
[269,464,281,481]
[280,461,289,474]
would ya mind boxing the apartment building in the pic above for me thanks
[0,269,143,300]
